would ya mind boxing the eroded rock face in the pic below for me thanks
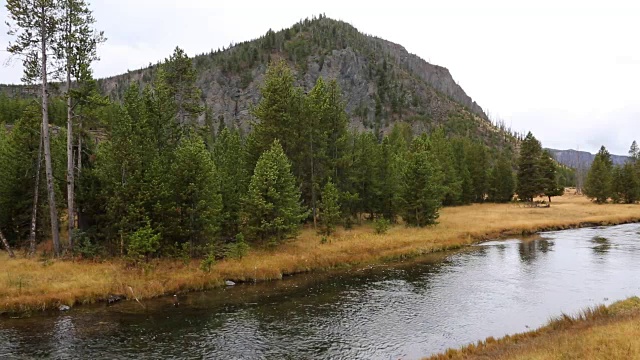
[372,38,487,120]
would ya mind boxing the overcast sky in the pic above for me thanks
[1,0,638,154]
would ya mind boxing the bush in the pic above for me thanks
[127,223,161,263]
[72,230,101,259]
[225,234,250,259]
[174,242,191,265]
[374,218,391,235]
[199,253,215,273]
[199,242,216,273]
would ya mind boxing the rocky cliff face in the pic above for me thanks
[371,38,487,119]
[547,148,630,169]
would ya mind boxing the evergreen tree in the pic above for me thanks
[6,0,63,256]
[242,141,308,244]
[517,132,544,202]
[0,112,44,247]
[163,135,222,250]
[612,162,639,204]
[629,140,639,161]
[584,146,613,203]
[540,149,564,203]
[319,180,341,235]
[377,136,403,221]
[400,138,444,227]
[213,128,250,239]
[352,132,382,218]
[159,47,204,126]
[429,128,462,205]
[488,154,515,203]
[57,0,105,250]
[466,141,489,202]
[451,138,474,205]
[249,60,304,172]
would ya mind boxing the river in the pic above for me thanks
[1,223,639,359]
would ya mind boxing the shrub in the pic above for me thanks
[225,234,250,259]
[72,230,101,259]
[127,223,161,263]
[374,218,391,235]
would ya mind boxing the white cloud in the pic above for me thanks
[1,0,638,154]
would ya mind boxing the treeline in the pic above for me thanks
[0,54,538,261]
[1,1,571,261]
[584,143,640,204]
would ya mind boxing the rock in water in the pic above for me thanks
[107,295,122,305]
[225,280,236,286]
[59,305,70,312]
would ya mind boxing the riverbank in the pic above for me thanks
[426,296,640,359]
[1,191,639,315]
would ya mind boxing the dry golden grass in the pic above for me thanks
[426,297,640,360]
[1,190,639,315]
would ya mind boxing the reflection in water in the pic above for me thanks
[1,223,640,360]
[591,236,612,255]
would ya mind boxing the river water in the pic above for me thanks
[1,223,639,359]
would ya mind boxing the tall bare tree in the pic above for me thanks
[6,0,63,256]
[28,131,43,256]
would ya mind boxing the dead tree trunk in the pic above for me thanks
[40,4,61,257]
[29,130,43,256]
[0,229,15,258]
[66,40,75,250]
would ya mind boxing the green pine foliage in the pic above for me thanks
[540,149,564,203]
[319,180,341,235]
[242,140,308,244]
[584,146,614,204]
[213,128,250,239]
[517,132,545,202]
[400,137,444,227]
[488,154,516,203]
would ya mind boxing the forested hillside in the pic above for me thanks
[2,15,519,149]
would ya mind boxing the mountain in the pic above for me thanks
[92,15,515,149]
[547,148,630,169]
[0,16,516,149]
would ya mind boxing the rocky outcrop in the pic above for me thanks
[546,148,630,168]
[371,38,487,120]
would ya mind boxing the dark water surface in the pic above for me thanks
[1,223,639,359]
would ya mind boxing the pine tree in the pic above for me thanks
[213,128,250,239]
[629,140,639,161]
[451,138,474,205]
[319,180,341,235]
[400,138,444,227]
[428,128,462,205]
[249,60,304,171]
[157,47,204,127]
[466,141,489,202]
[612,162,639,204]
[517,132,544,202]
[242,140,308,244]
[6,0,63,256]
[0,111,45,250]
[57,0,105,250]
[540,150,564,203]
[377,136,403,221]
[164,135,222,250]
[488,154,515,203]
[584,146,613,203]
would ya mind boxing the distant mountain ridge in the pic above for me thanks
[546,148,630,169]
